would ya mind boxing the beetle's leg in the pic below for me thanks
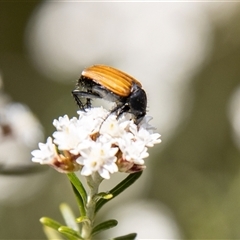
[86,89,92,108]
[72,90,102,110]
[72,90,85,110]
[108,103,123,115]
[116,104,130,117]
[73,91,102,99]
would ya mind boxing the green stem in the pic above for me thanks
[81,173,103,240]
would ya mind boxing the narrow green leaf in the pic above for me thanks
[76,216,90,224]
[58,226,82,240]
[111,233,137,240]
[92,219,118,236]
[42,225,64,240]
[67,173,87,203]
[71,182,86,216]
[40,217,62,230]
[102,193,113,199]
[95,171,142,213]
[67,173,87,215]
[60,203,80,232]
[94,192,113,201]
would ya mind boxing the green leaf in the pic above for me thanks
[92,219,118,236]
[76,216,91,224]
[111,233,137,240]
[67,173,87,216]
[95,171,142,213]
[42,226,64,240]
[60,203,80,232]
[71,182,86,217]
[94,192,113,201]
[40,217,62,230]
[58,226,82,240]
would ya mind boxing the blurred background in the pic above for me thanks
[1,1,240,239]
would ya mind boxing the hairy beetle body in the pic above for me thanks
[72,65,147,123]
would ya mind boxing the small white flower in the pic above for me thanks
[78,111,103,134]
[138,115,157,133]
[78,107,109,134]
[53,117,90,155]
[78,107,108,119]
[130,117,161,147]
[100,114,130,139]
[118,134,149,165]
[53,115,78,131]
[136,127,161,147]
[31,137,57,164]
[76,140,118,179]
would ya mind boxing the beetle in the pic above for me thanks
[72,64,147,124]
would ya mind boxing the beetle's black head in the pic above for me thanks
[129,83,147,124]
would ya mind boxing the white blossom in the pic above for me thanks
[100,114,131,140]
[76,139,118,179]
[31,107,161,179]
[31,137,57,164]
[77,108,107,134]
[138,115,158,133]
[130,124,162,147]
[118,134,149,165]
[53,115,90,155]
[53,115,78,131]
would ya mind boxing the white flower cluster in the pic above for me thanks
[31,108,161,179]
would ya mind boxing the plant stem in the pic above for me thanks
[81,173,103,240]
